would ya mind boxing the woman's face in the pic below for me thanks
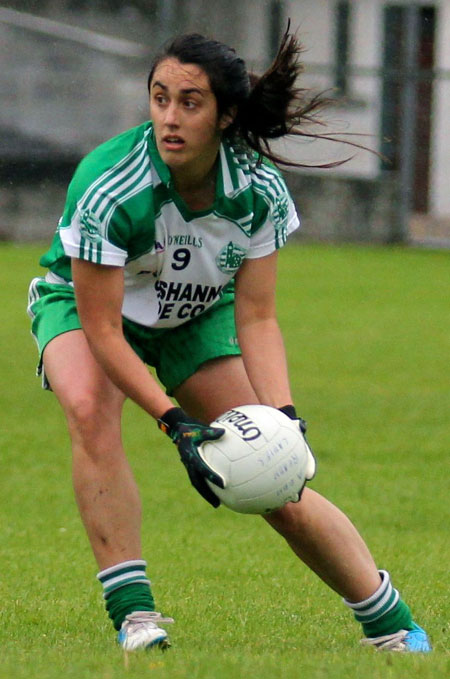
[149,58,229,179]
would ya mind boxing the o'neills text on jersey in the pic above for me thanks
[167,235,203,248]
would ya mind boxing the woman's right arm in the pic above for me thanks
[72,258,173,420]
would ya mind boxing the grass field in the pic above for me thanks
[0,242,449,678]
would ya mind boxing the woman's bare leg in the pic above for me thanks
[174,355,381,601]
[43,330,142,570]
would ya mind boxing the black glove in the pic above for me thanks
[158,407,225,508]
[278,405,317,481]
[278,404,307,435]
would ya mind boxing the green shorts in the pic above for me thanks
[27,277,241,394]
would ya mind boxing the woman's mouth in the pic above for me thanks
[162,135,185,151]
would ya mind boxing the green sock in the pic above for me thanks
[344,569,414,638]
[362,598,413,638]
[106,583,155,631]
[97,559,155,631]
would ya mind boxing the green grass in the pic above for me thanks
[0,242,449,678]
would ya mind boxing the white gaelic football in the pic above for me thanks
[199,404,310,514]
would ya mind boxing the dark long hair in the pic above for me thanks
[147,26,367,168]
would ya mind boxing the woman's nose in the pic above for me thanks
[165,102,179,126]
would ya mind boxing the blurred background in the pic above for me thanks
[1,0,449,247]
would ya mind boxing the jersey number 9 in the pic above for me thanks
[171,248,191,271]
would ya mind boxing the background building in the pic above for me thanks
[1,0,449,245]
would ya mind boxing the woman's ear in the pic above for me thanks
[218,106,237,131]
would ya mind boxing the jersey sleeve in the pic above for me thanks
[58,192,129,267]
[246,166,300,259]
[57,160,131,267]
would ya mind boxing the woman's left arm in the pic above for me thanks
[234,251,293,407]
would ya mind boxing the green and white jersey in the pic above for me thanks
[41,122,300,328]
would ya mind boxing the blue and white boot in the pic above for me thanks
[118,611,174,651]
[361,622,432,652]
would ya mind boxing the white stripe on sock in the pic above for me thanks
[344,570,390,610]
[97,559,147,580]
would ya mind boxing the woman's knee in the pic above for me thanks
[42,332,125,446]
[62,387,124,452]
[65,389,111,427]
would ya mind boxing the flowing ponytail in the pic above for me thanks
[148,25,368,169]
[233,28,330,166]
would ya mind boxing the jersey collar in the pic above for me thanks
[147,122,246,200]
[147,124,172,188]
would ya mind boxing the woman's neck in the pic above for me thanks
[172,158,218,211]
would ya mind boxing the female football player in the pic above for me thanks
[27,28,430,653]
